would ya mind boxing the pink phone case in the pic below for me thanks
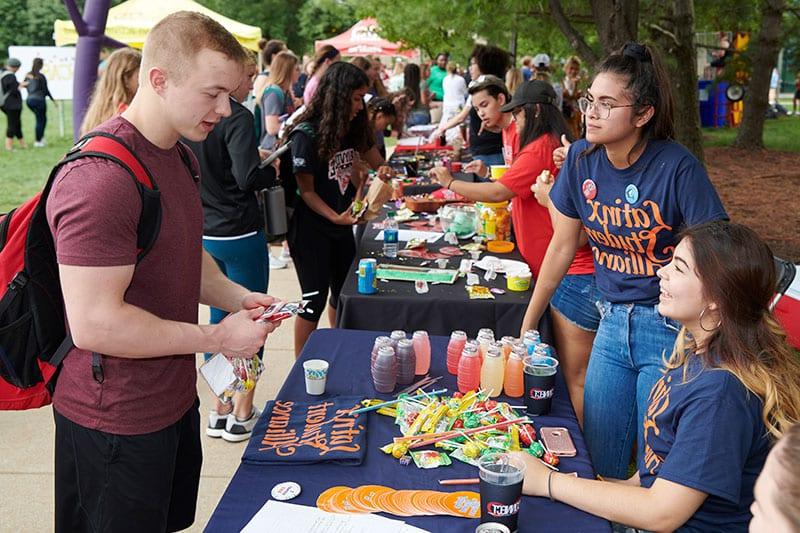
[540,427,577,457]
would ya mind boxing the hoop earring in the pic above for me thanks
[699,305,721,332]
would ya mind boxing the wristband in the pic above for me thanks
[447,179,454,191]
[547,470,555,501]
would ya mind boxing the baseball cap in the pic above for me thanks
[467,74,507,94]
[532,53,550,69]
[7,58,21,68]
[500,80,557,112]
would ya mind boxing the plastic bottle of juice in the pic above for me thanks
[500,336,516,361]
[396,339,416,385]
[446,331,468,375]
[412,330,431,375]
[457,342,481,393]
[480,344,505,397]
[503,344,526,398]
[476,328,494,362]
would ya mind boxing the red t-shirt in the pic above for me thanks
[46,116,203,435]
[501,120,518,165]
[499,133,594,277]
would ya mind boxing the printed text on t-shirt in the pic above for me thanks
[584,196,674,277]
[328,148,356,194]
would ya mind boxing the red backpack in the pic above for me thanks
[0,132,174,410]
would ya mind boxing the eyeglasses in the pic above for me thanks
[578,96,634,119]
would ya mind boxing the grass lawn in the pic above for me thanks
[1,99,799,213]
[1,100,75,213]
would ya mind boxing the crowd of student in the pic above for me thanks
[29,10,800,532]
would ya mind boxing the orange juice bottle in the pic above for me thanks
[480,344,505,398]
[503,344,526,398]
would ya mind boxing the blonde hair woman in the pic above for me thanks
[259,51,299,150]
[80,48,141,135]
[505,67,523,95]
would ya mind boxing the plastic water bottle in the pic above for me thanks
[383,212,399,258]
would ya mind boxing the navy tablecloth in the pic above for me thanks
[206,329,610,532]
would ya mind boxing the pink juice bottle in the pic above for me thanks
[446,330,468,375]
[412,330,431,375]
[503,344,526,398]
[457,342,481,393]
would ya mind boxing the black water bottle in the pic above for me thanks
[257,186,288,236]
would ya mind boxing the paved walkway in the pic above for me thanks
[0,255,319,531]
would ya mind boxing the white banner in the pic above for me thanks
[8,45,76,100]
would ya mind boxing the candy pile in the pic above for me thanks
[374,389,559,469]
[218,356,263,402]
[316,485,480,518]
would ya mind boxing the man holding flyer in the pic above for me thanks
[46,12,281,533]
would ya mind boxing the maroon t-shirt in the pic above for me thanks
[46,116,203,435]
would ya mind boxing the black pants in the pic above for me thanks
[3,107,22,139]
[287,210,356,323]
[54,399,202,533]
[26,98,46,141]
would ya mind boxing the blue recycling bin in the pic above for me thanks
[699,80,729,127]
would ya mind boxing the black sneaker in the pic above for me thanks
[206,409,231,438]
[222,407,261,443]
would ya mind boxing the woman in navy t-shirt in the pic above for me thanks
[520,43,727,478]
[514,221,800,531]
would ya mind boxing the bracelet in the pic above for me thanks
[547,470,556,502]
[447,179,454,191]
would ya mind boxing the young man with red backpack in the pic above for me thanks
[39,13,279,533]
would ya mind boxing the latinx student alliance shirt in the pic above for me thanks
[639,357,770,531]
[550,139,727,304]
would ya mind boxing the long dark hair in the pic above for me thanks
[666,221,800,440]
[292,62,371,162]
[517,101,572,150]
[403,63,422,107]
[585,42,674,164]
[30,57,43,78]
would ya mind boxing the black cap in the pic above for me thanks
[500,80,557,112]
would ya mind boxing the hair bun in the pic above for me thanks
[622,42,650,63]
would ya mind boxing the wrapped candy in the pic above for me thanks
[542,451,559,467]
[527,441,545,458]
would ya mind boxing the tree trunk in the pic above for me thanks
[733,0,786,149]
[66,0,112,140]
[652,0,704,162]
[590,0,639,53]
[549,0,600,69]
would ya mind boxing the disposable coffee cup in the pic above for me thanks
[522,355,558,415]
[303,359,329,395]
[478,453,526,532]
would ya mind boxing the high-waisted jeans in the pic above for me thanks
[583,301,680,479]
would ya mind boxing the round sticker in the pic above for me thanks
[271,481,302,501]
[625,184,639,204]
[581,179,597,200]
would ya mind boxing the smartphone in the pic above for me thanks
[258,140,292,169]
[540,427,577,457]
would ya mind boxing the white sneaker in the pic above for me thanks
[206,408,232,438]
[269,253,287,269]
[34,141,45,148]
[279,249,292,263]
[222,407,261,442]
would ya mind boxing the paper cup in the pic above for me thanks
[490,165,510,181]
[303,359,329,395]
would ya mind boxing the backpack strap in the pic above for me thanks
[65,132,162,261]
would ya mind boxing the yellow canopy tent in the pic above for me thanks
[54,0,263,51]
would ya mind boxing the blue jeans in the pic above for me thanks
[550,274,600,332]
[406,109,431,127]
[472,153,505,182]
[202,230,269,360]
[26,98,47,141]
[583,301,680,479]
